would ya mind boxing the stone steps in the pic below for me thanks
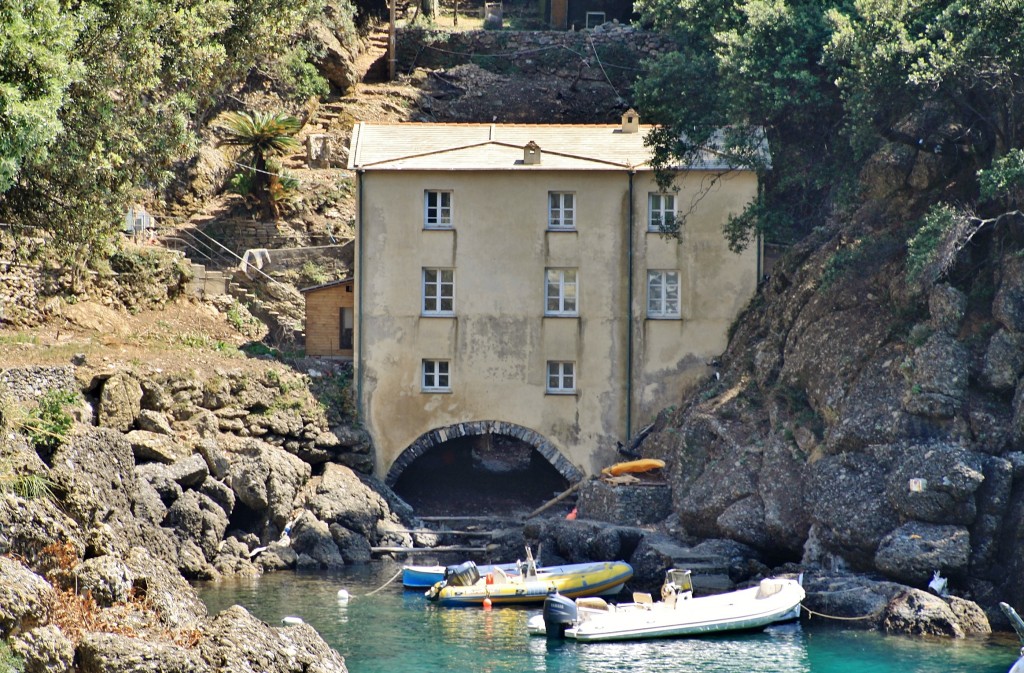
[645,538,734,593]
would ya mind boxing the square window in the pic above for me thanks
[585,11,606,28]
[546,361,576,393]
[648,193,676,232]
[548,192,575,229]
[424,191,452,229]
[545,268,578,316]
[422,360,451,392]
[647,270,681,318]
[423,268,454,315]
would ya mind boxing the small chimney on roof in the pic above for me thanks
[621,109,640,134]
[524,141,541,165]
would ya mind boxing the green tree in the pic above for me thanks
[634,0,850,252]
[218,110,302,220]
[635,0,1024,251]
[826,0,1024,168]
[0,0,78,193]
[0,0,329,273]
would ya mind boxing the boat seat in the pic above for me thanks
[576,597,611,611]
[633,592,653,606]
[755,579,783,599]
[492,567,509,584]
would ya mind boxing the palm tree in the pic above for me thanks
[217,111,302,220]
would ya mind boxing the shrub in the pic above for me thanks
[978,149,1024,206]
[24,389,78,453]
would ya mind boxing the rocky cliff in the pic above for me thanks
[0,361,415,671]
[636,141,1024,625]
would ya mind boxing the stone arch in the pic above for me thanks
[385,420,584,487]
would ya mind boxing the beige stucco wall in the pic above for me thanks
[356,167,758,478]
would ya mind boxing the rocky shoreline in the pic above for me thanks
[0,359,1004,672]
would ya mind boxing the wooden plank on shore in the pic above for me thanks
[370,545,497,554]
[395,529,496,537]
[417,515,522,522]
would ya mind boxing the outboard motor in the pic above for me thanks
[542,592,578,639]
[443,561,481,587]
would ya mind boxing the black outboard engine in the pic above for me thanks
[443,561,480,587]
[542,592,577,639]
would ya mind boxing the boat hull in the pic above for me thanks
[527,577,805,642]
[403,563,518,589]
[428,561,633,606]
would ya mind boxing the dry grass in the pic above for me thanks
[35,542,203,648]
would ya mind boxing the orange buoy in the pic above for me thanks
[483,597,492,611]
[565,508,577,520]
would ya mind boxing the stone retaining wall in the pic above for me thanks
[0,367,78,402]
[396,23,674,88]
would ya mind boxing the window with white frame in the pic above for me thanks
[424,190,452,228]
[545,268,578,316]
[422,359,451,392]
[647,270,681,318]
[648,193,676,232]
[548,192,575,230]
[422,268,454,315]
[546,361,576,394]
[585,11,606,28]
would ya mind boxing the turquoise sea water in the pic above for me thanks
[197,563,1019,673]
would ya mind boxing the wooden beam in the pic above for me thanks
[526,480,585,519]
[370,544,498,554]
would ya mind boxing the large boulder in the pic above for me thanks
[308,21,358,91]
[78,632,209,673]
[11,625,75,673]
[96,372,143,431]
[882,588,977,637]
[993,255,1024,332]
[164,489,230,563]
[198,605,348,673]
[0,493,84,570]
[125,430,188,464]
[72,555,135,606]
[980,329,1024,392]
[299,463,404,543]
[290,512,345,569]
[884,444,984,525]
[0,556,54,638]
[48,427,178,564]
[901,332,969,419]
[874,521,971,585]
[124,547,207,630]
[228,440,311,530]
[804,451,900,568]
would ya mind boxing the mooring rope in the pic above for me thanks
[801,604,883,621]
[365,568,404,597]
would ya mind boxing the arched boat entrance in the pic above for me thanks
[386,421,583,517]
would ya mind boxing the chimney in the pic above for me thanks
[621,109,639,134]
[524,141,541,165]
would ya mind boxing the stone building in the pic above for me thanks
[346,112,764,486]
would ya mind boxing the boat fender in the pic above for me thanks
[281,616,304,626]
[542,592,578,640]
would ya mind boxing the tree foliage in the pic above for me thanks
[218,110,302,219]
[0,0,78,193]
[635,0,1024,252]
[0,0,333,268]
